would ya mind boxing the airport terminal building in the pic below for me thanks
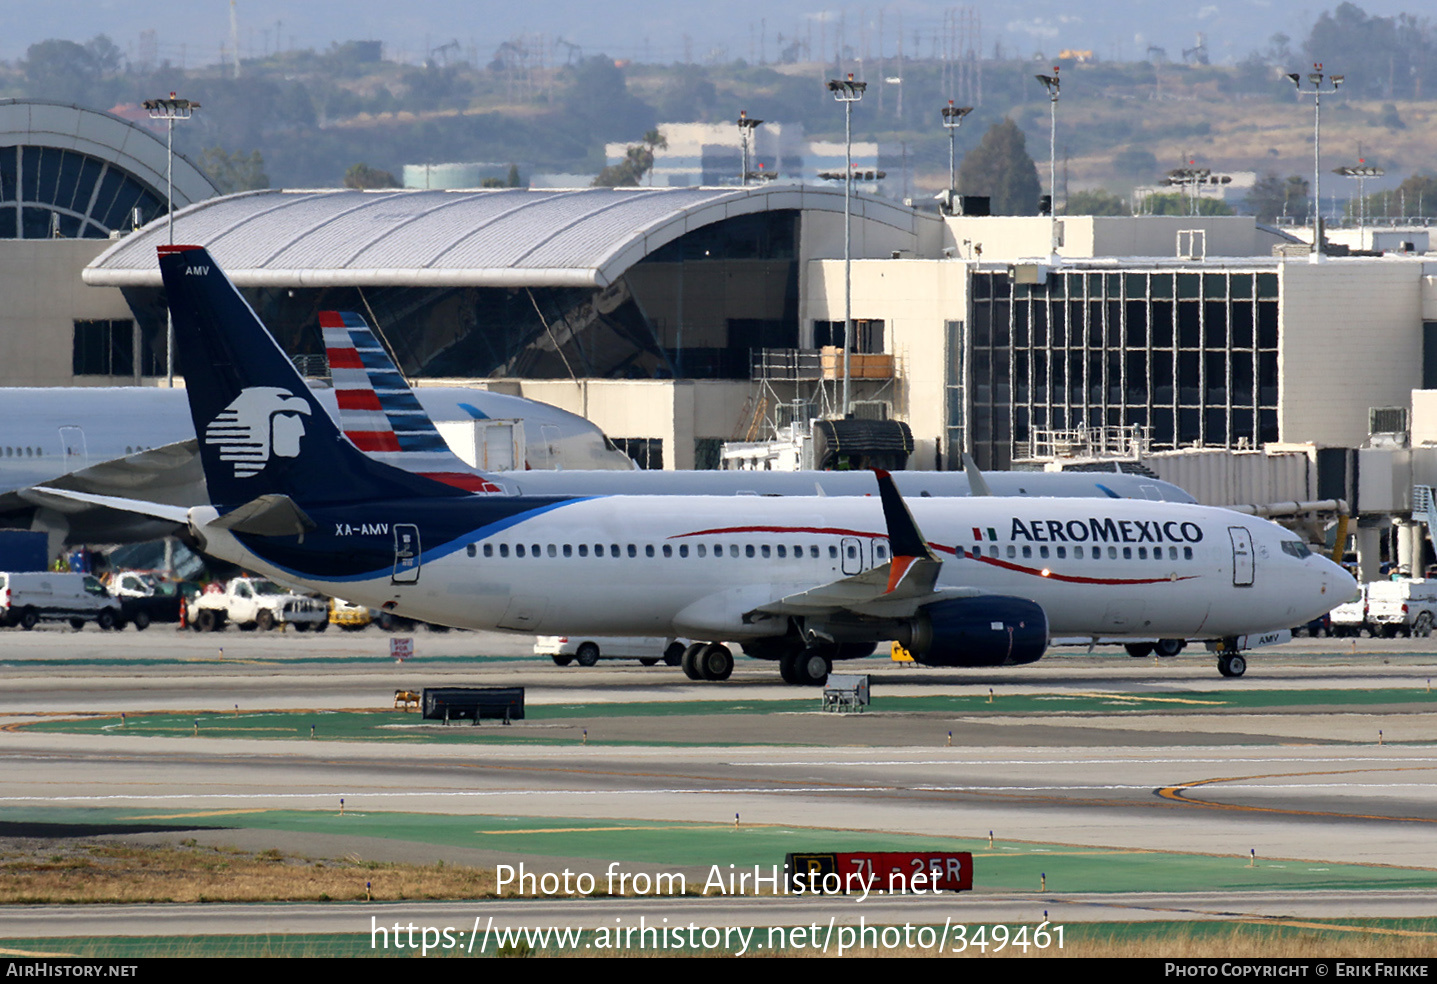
[69,188,1436,481]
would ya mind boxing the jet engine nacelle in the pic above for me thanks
[905,596,1048,667]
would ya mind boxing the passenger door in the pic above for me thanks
[1228,526,1254,587]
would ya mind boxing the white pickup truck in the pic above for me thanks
[1365,579,1437,637]
[187,577,328,632]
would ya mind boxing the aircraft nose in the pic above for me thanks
[1319,556,1357,602]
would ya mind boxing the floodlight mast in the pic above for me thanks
[941,101,973,209]
[737,110,762,187]
[1333,161,1384,244]
[1287,65,1342,260]
[1035,68,1060,256]
[827,73,866,416]
[143,92,200,387]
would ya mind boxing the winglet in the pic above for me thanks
[873,469,938,564]
[961,453,993,497]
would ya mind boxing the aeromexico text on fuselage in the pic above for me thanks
[1006,516,1205,545]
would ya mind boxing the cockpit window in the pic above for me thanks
[1280,540,1311,558]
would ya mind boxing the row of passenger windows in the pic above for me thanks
[463,538,1194,564]
[467,541,892,562]
[972,543,1194,561]
[2,445,150,458]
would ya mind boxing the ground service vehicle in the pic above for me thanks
[187,577,328,632]
[535,635,688,667]
[106,570,183,629]
[1364,579,1437,637]
[0,571,122,630]
[1329,585,1370,636]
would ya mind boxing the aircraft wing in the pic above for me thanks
[0,439,204,545]
[745,470,961,621]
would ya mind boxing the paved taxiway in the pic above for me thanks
[2,627,1436,936]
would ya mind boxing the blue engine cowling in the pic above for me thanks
[906,596,1048,667]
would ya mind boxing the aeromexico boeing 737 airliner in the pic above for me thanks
[52,245,1353,684]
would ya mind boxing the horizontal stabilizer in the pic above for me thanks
[208,494,316,537]
[18,487,192,525]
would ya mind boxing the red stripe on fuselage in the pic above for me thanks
[419,471,505,493]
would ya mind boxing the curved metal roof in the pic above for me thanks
[84,185,927,289]
[0,99,216,208]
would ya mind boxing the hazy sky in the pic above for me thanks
[5,1,1424,68]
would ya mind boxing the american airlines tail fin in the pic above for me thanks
[157,245,470,509]
[320,311,503,493]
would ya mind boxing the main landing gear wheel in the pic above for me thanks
[1218,653,1247,677]
[781,649,831,686]
[680,643,707,681]
[1153,638,1186,657]
[1124,642,1154,658]
[698,644,733,681]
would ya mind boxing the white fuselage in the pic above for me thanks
[191,494,1350,645]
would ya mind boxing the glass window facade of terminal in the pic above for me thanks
[122,210,802,384]
[965,269,1279,468]
[0,145,165,239]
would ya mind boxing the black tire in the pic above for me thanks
[779,651,799,684]
[69,617,86,631]
[196,609,218,633]
[132,610,151,631]
[699,644,733,681]
[1218,653,1247,677]
[576,643,601,667]
[1124,642,1155,658]
[1415,612,1434,638]
[256,609,275,631]
[1153,638,1185,657]
[20,608,38,631]
[312,620,328,633]
[377,611,397,632]
[681,643,706,681]
[639,657,660,666]
[96,609,117,631]
[791,649,831,686]
[551,654,573,667]
[663,642,685,667]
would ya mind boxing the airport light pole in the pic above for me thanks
[940,101,973,211]
[827,73,866,416]
[1287,65,1342,260]
[143,92,200,387]
[1035,68,1060,256]
[1333,161,1383,246]
[737,110,762,187]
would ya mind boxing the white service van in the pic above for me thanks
[0,572,123,630]
[534,635,687,667]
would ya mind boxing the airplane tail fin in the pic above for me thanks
[320,311,504,493]
[157,245,470,509]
